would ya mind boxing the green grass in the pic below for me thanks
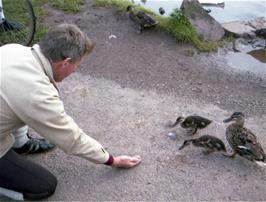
[51,0,85,13]
[93,0,131,12]
[94,0,218,52]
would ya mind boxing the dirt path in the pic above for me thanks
[4,1,265,201]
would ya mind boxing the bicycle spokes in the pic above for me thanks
[0,0,36,46]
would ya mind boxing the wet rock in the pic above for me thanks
[232,38,247,52]
[181,0,225,41]
[222,21,256,38]
[222,17,266,38]
[248,17,266,31]
[200,2,225,8]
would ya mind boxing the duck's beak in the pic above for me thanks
[178,141,189,150]
[178,144,186,150]
[223,117,232,123]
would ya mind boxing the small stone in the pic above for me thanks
[167,131,177,140]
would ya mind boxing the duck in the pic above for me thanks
[159,7,165,15]
[179,135,227,154]
[223,112,266,164]
[126,5,159,34]
[169,115,212,135]
[254,28,266,48]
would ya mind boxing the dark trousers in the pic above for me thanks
[0,149,57,200]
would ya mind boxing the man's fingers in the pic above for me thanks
[130,155,142,163]
[129,156,142,166]
[113,155,142,168]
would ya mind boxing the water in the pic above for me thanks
[134,0,266,23]
[225,48,266,77]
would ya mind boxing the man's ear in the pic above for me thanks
[62,57,72,68]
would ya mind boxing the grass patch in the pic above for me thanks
[94,0,132,12]
[51,0,85,13]
[94,0,218,52]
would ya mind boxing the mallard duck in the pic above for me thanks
[169,115,212,135]
[223,112,266,163]
[179,135,226,154]
[126,5,159,34]
[159,7,165,15]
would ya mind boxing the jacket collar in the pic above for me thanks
[31,44,59,92]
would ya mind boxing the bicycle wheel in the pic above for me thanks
[0,0,36,46]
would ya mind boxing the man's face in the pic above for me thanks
[53,57,83,82]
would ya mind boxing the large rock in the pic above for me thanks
[222,17,266,38]
[181,0,225,41]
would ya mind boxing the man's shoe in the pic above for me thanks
[0,19,22,31]
[13,134,55,155]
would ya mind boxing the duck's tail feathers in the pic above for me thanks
[255,161,266,168]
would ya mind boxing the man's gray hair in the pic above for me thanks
[39,24,94,63]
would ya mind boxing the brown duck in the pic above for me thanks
[179,135,226,154]
[223,112,266,165]
[126,5,159,34]
[170,115,212,135]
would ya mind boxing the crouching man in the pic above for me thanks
[0,24,141,200]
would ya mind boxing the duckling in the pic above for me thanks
[223,112,266,164]
[179,135,227,154]
[170,115,212,135]
[126,5,159,34]
[159,7,165,15]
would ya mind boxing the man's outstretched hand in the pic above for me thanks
[112,155,142,168]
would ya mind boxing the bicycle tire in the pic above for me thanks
[0,0,36,46]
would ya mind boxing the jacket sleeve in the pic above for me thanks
[33,86,110,164]
[10,79,109,164]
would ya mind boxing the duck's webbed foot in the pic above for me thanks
[222,151,236,158]
[191,128,198,135]
[187,128,197,135]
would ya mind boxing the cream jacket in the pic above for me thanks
[0,44,109,164]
